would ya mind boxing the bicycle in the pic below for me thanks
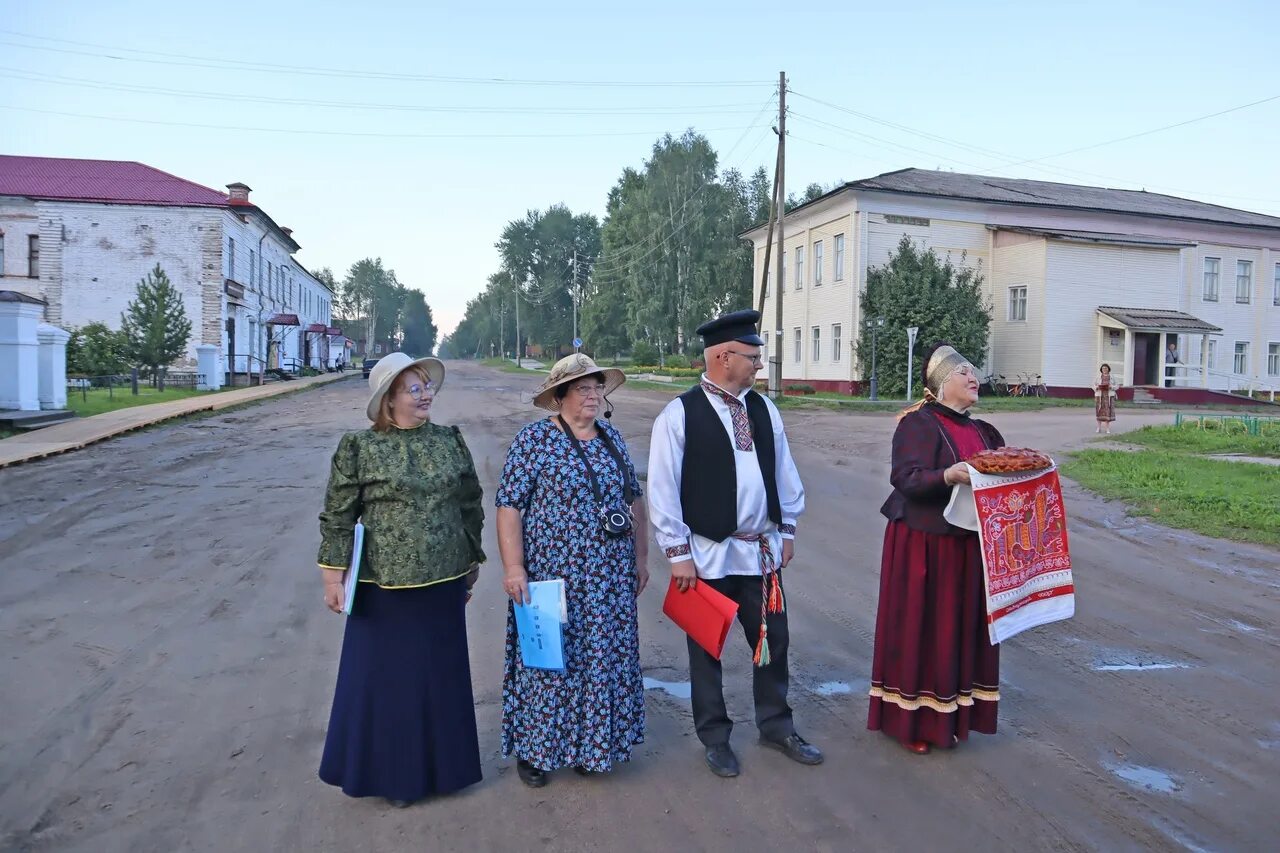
[1031,374,1048,397]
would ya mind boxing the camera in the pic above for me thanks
[601,507,633,537]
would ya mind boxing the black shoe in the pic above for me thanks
[759,732,824,766]
[516,759,547,788]
[704,743,740,778]
[386,799,412,809]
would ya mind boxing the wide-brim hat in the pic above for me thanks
[366,352,445,422]
[532,353,626,411]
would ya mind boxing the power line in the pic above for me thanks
[0,104,762,140]
[0,67,770,116]
[0,32,773,87]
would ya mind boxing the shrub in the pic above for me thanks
[665,354,691,369]
[785,383,816,395]
[630,341,659,366]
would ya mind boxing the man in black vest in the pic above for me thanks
[647,309,822,778]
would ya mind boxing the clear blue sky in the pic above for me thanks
[5,0,1278,335]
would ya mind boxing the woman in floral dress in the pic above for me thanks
[495,354,649,788]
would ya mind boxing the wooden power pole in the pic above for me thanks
[769,71,787,399]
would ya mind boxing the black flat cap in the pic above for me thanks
[695,309,765,348]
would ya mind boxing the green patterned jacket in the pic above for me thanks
[317,423,486,588]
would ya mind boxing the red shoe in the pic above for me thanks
[905,740,931,755]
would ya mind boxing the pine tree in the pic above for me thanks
[120,264,193,374]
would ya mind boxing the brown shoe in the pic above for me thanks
[905,740,931,755]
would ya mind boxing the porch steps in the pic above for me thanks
[0,409,79,430]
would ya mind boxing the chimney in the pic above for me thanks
[226,182,252,203]
[280,227,293,237]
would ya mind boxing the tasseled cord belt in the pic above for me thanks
[731,533,785,667]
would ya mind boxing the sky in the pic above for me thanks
[4,0,1278,337]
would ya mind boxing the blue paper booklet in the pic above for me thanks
[342,522,364,617]
[513,579,566,671]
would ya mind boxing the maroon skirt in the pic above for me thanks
[868,520,1000,748]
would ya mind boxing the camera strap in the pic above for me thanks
[557,415,634,508]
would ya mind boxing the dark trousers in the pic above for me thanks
[687,573,793,746]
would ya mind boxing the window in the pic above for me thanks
[1203,257,1220,301]
[795,246,804,289]
[834,233,845,281]
[0,231,5,274]
[813,241,824,286]
[28,235,39,278]
[1269,343,1280,377]
[793,327,802,362]
[1008,286,1027,321]
[1207,339,1217,370]
[811,326,821,361]
[1274,263,1279,306]
[832,324,843,362]
[1236,260,1253,304]
[228,238,236,279]
[1233,341,1249,375]
[250,250,257,287]
[781,250,787,287]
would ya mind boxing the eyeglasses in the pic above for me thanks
[570,383,607,398]
[400,382,436,400]
[726,350,764,365]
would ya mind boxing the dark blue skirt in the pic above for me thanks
[319,579,482,801]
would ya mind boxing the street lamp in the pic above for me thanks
[866,316,885,400]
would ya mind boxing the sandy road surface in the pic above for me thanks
[1,362,1276,852]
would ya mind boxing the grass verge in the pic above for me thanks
[1110,423,1280,458]
[65,386,221,418]
[1061,449,1280,547]
[481,357,548,374]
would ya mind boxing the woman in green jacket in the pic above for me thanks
[316,353,485,807]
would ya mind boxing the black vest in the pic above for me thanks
[678,386,782,542]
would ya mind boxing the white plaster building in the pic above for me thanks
[744,169,1280,401]
[0,156,335,387]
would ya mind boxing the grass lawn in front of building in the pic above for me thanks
[1109,421,1280,458]
[1061,449,1280,547]
[65,386,220,418]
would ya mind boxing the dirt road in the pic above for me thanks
[1,362,1276,852]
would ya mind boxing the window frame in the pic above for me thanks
[813,240,824,287]
[793,327,802,362]
[832,323,843,362]
[811,325,821,362]
[1236,260,1253,304]
[1008,286,1027,322]
[1268,342,1280,377]
[228,237,236,279]
[0,230,5,276]
[1273,263,1279,307]
[28,234,39,278]
[795,245,804,289]
[833,233,845,281]
[1203,257,1220,302]
[1233,341,1249,375]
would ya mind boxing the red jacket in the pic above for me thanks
[879,403,1005,536]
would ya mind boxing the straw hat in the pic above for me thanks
[366,352,445,422]
[532,353,625,411]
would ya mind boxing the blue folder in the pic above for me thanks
[513,579,566,672]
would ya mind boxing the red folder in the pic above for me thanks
[662,577,739,660]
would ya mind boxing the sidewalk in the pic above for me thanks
[0,372,355,469]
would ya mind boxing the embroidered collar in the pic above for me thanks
[700,374,749,402]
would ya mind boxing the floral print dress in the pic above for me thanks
[496,418,646,772]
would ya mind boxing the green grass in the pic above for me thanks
[1112,422,1280,459]
[65,386,219,418]
[481,357,548,374]
[1061,449,1280,547]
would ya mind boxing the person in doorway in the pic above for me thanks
[495,353,649,788]
[867,342,1005,755]
[1165,340,1180,388]
[647,309,822,778]
[1093,363,1119,434]
[316,353,486,808]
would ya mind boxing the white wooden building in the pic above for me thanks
[743,169,1280,400]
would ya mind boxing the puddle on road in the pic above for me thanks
[1093,661,1190,672]
[643,677,691,699]
[813,681,853,696]
[1106,762,1183,794]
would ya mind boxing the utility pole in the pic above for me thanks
[571,250,580,352]
[513,272,521,365]
[769,70,787,400]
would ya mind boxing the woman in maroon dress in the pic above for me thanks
[868,342,1005,755]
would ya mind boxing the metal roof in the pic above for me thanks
[0,155,231,207]
[1097,306,1222,333]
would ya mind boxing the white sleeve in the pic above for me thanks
[767,397,805,538]
[646,399,694,564]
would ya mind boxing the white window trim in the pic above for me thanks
[795,246,804,290]
[1233,341,1249,375]
[811,325,821,362]
[833,234,845,281]
[1008,286,1027,322]
[832,324,843,362]
[1273,263,1279,307]
[793,327,801,362]
[1268,342,1280,377]
[1203,257,1220,302]
[1236,260,1253,304]
[813,241,824,286]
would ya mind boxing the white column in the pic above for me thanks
[36,323,71,410]
[0,293,47,411]
[1200,334,1209,388]
[196,344,220,390]
[1123,328,1134,386]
